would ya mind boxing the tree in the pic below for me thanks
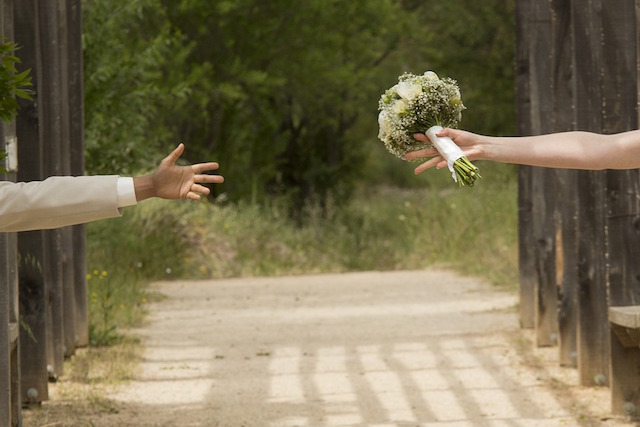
[81,0,517,203]
[82,0,193,174]
[163,0,411,209]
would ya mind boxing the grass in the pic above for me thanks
[84,161,518,345]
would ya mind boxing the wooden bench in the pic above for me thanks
[609,306,640,417]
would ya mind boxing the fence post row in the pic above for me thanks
[516,0,640,416]
[0,0,87,425]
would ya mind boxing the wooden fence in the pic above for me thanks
[0,1,86,426]
[516,0,640,417]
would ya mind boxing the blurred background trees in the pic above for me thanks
[79,0,519,345]
[82,0,516,209]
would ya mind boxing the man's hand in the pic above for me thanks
[134,143,224,202]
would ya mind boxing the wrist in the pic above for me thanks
[133,175,155,201]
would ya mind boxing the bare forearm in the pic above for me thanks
[482,130,640,170]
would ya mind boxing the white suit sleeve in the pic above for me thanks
[0,175,127,232]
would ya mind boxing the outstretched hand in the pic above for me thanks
[134,143,224,202]
[404,128,484,175]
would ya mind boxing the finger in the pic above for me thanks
[435,128,450,137]
[414,156,444,174]
[436,160,448,169]
[163,143,185,165]
[192,162,220,173]
[413,133,429,142]
[404,147,438,160]
[190,183,211,195]
[186,192,202,201]
[194,174,224,184]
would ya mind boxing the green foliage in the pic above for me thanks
[411,0,517,136]
[82,0,194,174]
[82,0,517,201]
[0,40,32,173]
[0,41,32,122]
[161,0,412,209]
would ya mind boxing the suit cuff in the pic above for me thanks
[117,177,137,207]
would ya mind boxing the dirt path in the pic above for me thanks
[76,270,635,426]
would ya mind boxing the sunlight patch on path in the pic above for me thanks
[266,334,577,427]
[111,343,216,406]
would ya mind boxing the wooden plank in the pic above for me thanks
[38,0,65,379]
[571,0,610,387]
[610,306,640,329]
[549,0,578,367]
[601,0,640,416]
[556,170,578,366]
[514,0,535,329]
[14,0,51,405]
[529,1,559,348]
[8,322,17,347]
[0,233,12,427]
[67,0,88,348]
[55,0,77,359]
[1,2,23,424]
[610,331,640,417]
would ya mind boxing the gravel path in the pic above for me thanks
[93,269,634,426]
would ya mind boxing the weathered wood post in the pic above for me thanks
[15,0,51,405]
[549,0,578,368]
[570,0,610,388]
[529,0,559,348]
[514,0,536,330]
[0,1,22,425]
[67,0,88,349]
[602,0,640,415]
[54,0,78,360]
[38,0,66,379]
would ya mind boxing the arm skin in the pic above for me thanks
[133,143,224,201]
[404,128,640,174]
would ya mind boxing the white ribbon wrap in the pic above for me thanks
[425,125,464,182]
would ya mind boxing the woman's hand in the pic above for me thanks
[404,128,485,175]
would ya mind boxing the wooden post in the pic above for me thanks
[602,0,640,415]
[514,0,535,330]
[55,0,77,359]
[0,1,23,425]
[549,0,578,367]
[67,0,88,348]
[38,0,65,379]
[571,0,610,388]
[529,1,559,348]
[0,233,20,427]
[14,0,51,405]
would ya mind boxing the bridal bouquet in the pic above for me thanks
[377,71,480,187]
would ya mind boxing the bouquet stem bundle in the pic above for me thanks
[425,125,481,187]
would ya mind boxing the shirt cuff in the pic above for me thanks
[117,177,138,208]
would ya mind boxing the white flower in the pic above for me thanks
[396,81,422,101]
[378,111,392,136]
[424,71,439,80]
[391,99,407,116]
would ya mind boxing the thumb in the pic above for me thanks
[163,143,185,166]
